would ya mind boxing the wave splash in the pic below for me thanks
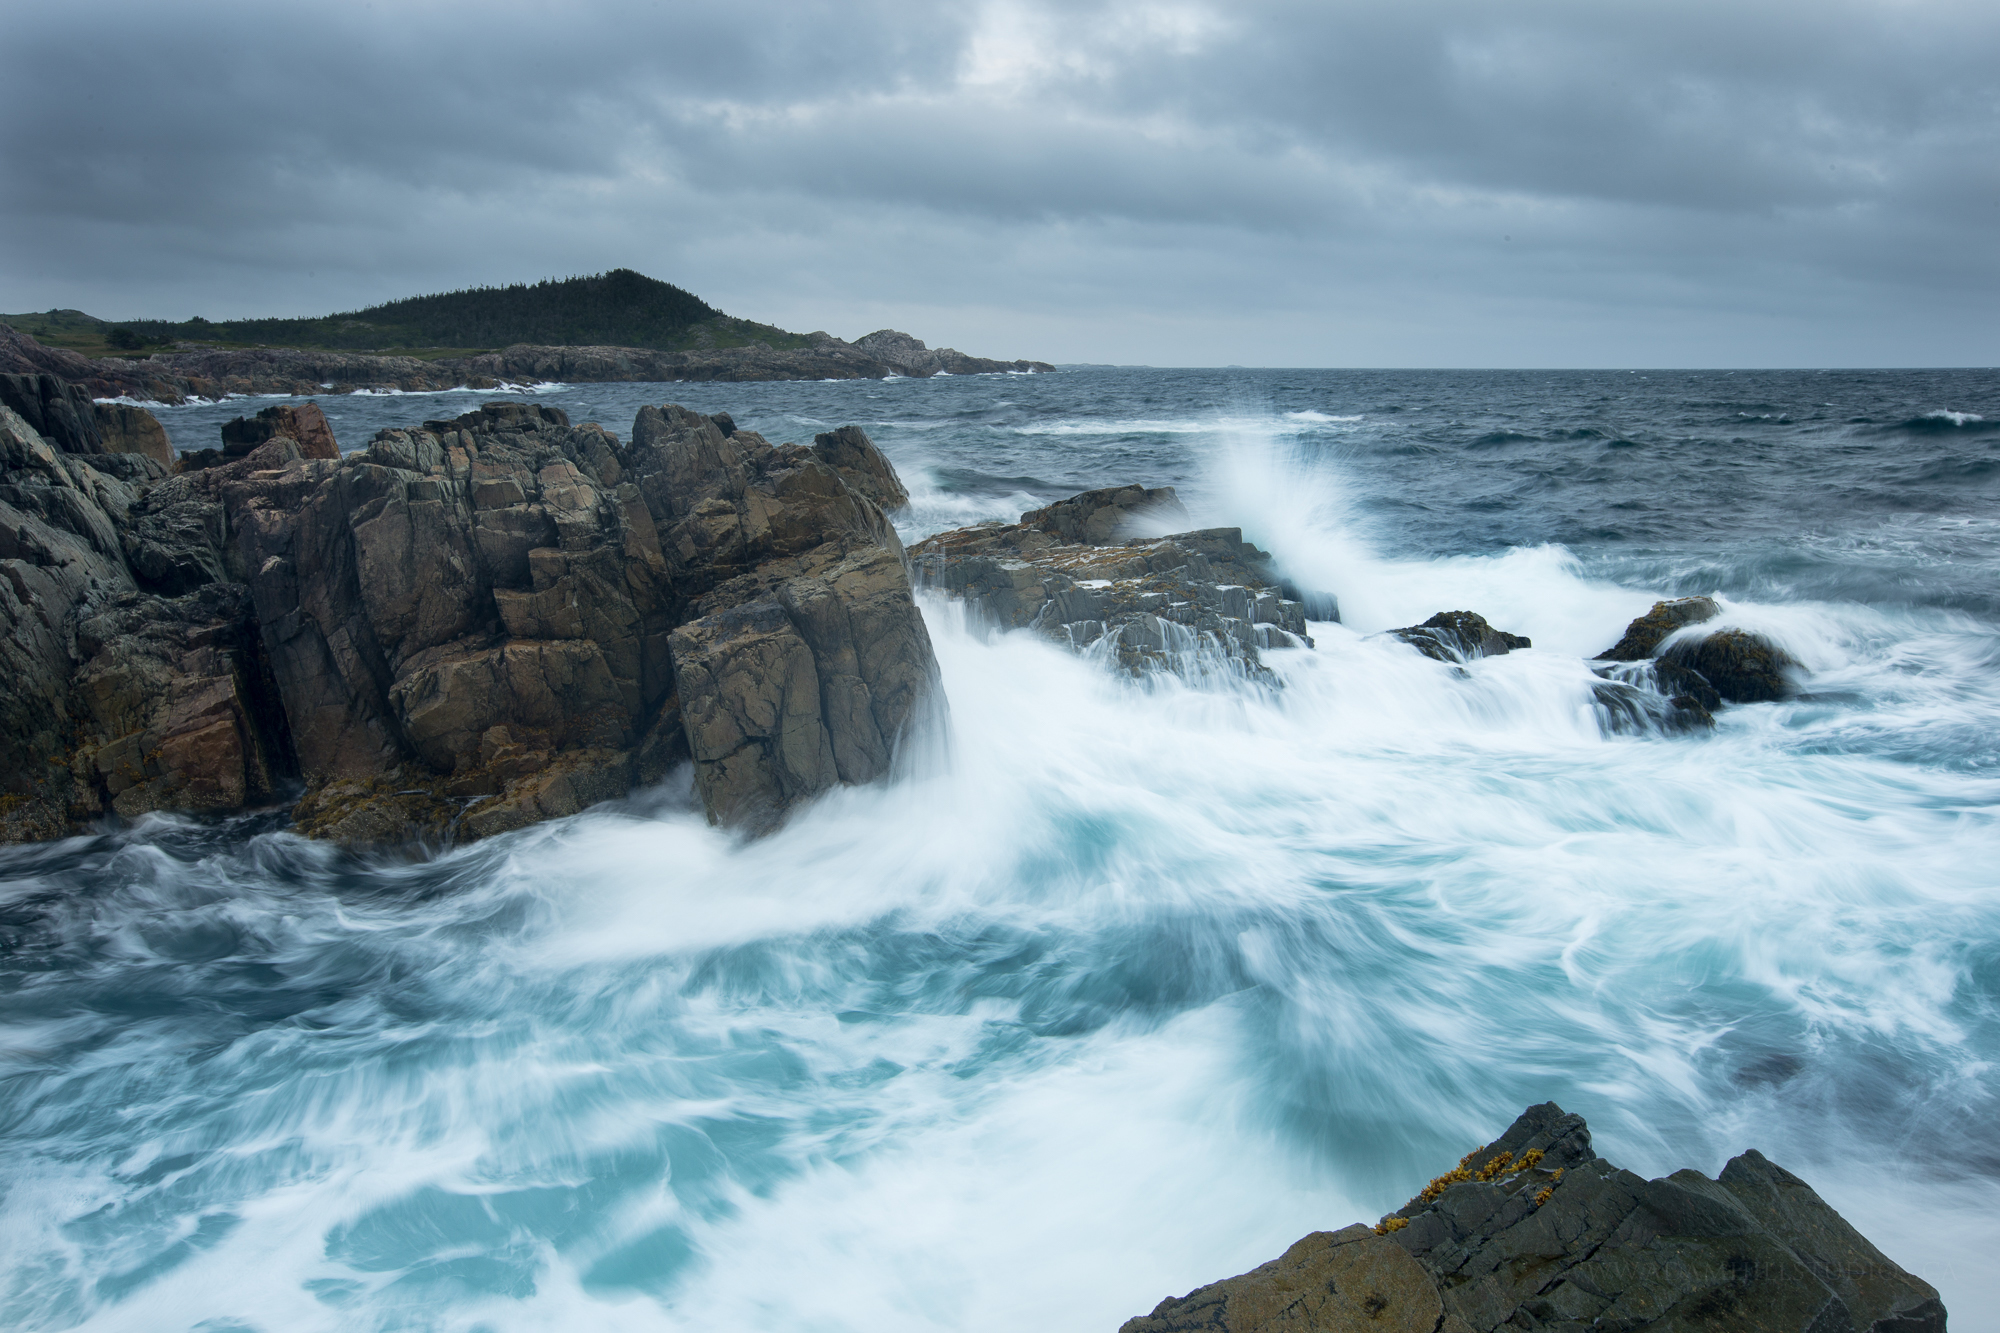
[3,390,1999,1331]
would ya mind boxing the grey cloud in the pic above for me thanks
[0,0,1992,365]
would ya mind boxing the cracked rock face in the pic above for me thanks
[0,399,939,845]
[911,485,1321,686]
[1121,1103,1944,1333]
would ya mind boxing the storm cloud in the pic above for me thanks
[2,0,1993,366]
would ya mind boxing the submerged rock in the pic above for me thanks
[1590,596,1797,722]
[1388,610,1531,663]
[911,485,1315,685]
[1121,1103,1944,1333]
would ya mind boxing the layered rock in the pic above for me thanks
[911,485,1317,684]
[0,320,1053,405]
[1,371,104,454]
[1121,1103,1944,1333]
[0,399,938,845]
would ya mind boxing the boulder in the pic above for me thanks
[92,403,176,469]
[1662,629,1797,704]
[218,401,340,460]
[812,425,910,511]
[911,490,1314,685]
[1121,1103,1944,1333]
[1389,611,1530,663]
[1597,597,1721,661]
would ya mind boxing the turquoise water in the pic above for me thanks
[6,368,1998,1330]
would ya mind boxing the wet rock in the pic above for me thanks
[812,425,910,512]
[1122,1103,1945,1333]
[1597,596,1721,661]
[1389,611,1531,663]
[92,403,175,469]
[911,489,1314,686]
[1662,628,1798,704]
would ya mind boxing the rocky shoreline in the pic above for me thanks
[0,368,1803,847]
[0,321,1053,405]
[1120,1103,1944,1333]
[0,372,940,844]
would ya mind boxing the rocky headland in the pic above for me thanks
[1121,1103,1943,1333]
[0,371,939,844]
[0,321,1053,406]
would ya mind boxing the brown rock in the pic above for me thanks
[1596,596,1722,661]
[1661,628,1798,704]
[93,403,176,469]
[219,401,340,460]
[1120,1225,1442,1333]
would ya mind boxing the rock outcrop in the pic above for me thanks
[1,371,104,454]
[1121,1103,1944,1333]
[911,485,1317,684]
[91,403,175,469]
[1388,611,1531,663]
[0,320,1053,405]
[1590,598,1798,731]
[0,398,938,845]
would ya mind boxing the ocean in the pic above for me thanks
[5,366,1997,1331]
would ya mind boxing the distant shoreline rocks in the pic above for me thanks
[0,320,1053,406]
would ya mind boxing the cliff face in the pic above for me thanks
[0,380,940,845]
[0,321,1053,405]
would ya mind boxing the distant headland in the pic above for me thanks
[0,269,1053,402]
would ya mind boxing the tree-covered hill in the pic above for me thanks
[4,270,817,356]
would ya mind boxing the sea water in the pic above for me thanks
[6,368,1998,1331]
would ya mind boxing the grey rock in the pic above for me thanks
[1388,610,1531,663]
[0,372,104,454]
[812,425,910,512]
[1121,1104,1945,1333]
[912,488,1314,685]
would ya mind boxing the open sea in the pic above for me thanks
[6,366,1999,1331]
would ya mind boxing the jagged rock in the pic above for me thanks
[812,425,910,511]
[1123,1104,1944,1333]
[912,487,1315,684]
[219,401,341,460]
[1598,597,1722,662]
[850,328,1046,378]
[1389,611,1531,663]
[65,583,292,819]
[1662,629,1797,704]
[92,403,176,469]
[0,372,104,454]
[0,394,938,845]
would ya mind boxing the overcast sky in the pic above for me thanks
[2,0,1993,367]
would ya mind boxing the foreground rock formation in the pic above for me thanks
[0,382,938,844]
[0,321,1052,405]
[1122,1103,1943,1333]
[911,485,1318,683]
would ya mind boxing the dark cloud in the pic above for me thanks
[1,0,1992,365]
